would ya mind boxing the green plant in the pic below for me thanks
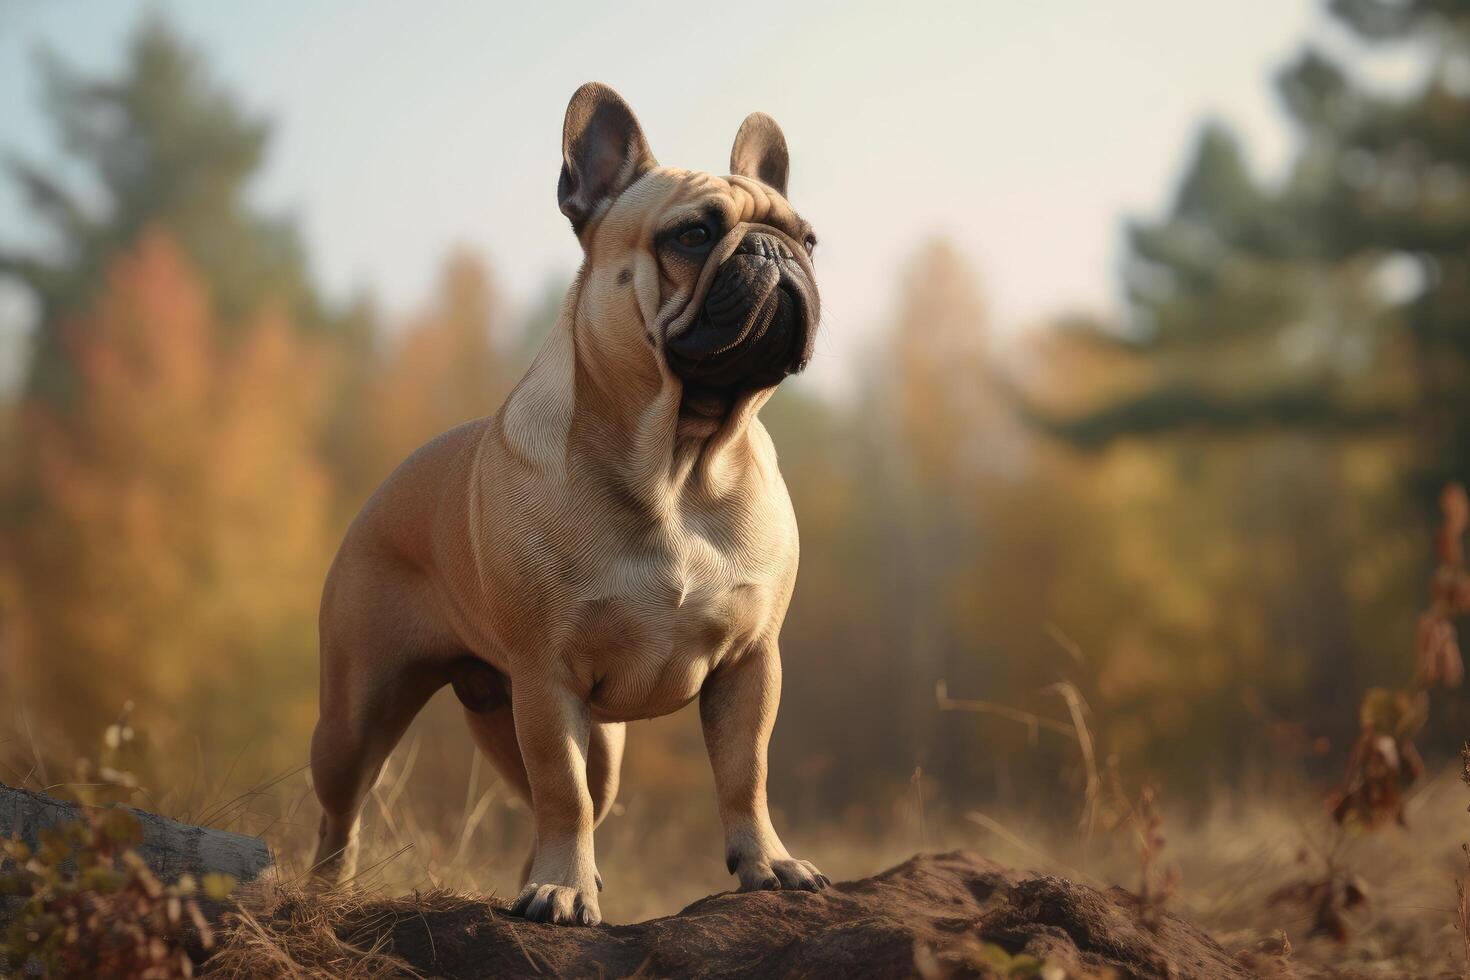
[68,700,153,808]
[1,808,235,978]
[913,937,1072,979]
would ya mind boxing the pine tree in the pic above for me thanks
[1047,0,1470,498]
[0,17,325,409]
[1022,0,1470,755]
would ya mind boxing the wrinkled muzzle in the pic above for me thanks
[666,232,816,389]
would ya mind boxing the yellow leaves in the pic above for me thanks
[884,238,1003,485]
[1356,687,1426,740]
[74,230,213,430]
[373,247,509,468]
[201,872,237,902]
[9,227,335,756]
[79,865,127,894]
[1416,613,1464,688]
[1443,482,1469,541]
[1418,481,1470,689]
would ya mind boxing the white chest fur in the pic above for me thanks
[572,524,777,722]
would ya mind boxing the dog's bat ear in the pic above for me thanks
[730,112,789,198]
[558,83,657,235]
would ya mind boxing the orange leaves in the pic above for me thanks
[887,239,999,485]
[372,248,508,468]
[1328,482,1468,834]
[209,309,331,628]
[67,230,214,420]
[10,228,332,747]
[1328,688,1427,830]
[1419,482,1470,689]
[34,234,211,562]
[1439,483,1469,564]
[6,233,511,769]
[1417,613,1464,688]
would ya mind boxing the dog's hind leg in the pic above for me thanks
[587,721,625,830]
[457,660,534,882]
[309,631,444,886]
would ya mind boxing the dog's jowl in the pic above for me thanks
[307,83,827,925]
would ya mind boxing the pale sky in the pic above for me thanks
[0,1,1332,390]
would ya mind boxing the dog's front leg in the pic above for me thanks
[700,643,830,892]
[508,678,601,925]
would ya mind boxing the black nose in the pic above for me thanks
[699,252,780,338]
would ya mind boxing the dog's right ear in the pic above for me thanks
[730,112,789,198]
[558,83,657,236]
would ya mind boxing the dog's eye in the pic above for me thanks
[803,234,818,256]
[676,225,712,248]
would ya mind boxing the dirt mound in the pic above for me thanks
[209,851,1255,979]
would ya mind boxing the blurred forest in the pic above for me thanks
[1,1,1467,837]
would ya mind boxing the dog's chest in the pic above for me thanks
[573,531,776,721]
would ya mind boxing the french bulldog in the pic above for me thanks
[309,82,825,925]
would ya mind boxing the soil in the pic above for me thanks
[217,851,1261,978]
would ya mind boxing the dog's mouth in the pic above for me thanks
[666,232,816,403]
[677,380,737,437]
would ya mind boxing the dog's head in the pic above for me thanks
[557,83,819,434]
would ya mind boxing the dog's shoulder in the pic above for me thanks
[348,419,490,562]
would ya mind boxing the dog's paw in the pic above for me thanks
[732,855,831,893]
[510,881,601,925]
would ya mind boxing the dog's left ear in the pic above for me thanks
[730,112,789,198]
[559,82,657,234]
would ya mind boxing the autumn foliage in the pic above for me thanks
[1,11,1470,976]
[6,231,332,757]
[1,809,235,978]
[1420,483,1470,689]
[1328,484,1467,832]
[372,249,512,467]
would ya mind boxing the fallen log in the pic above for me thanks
[0,784,272,885]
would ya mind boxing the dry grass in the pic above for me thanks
[207,886,456,980]
[237,703,1470,977]
[8,622,1466,980]
[4,692,1468,977]
[11,486,1470,978]
[171,758,1468,978]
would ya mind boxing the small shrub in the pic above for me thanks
[1,808,235,978]
[1418,483,1470,688]
[1266,482,1469,946]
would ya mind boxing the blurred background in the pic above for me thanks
[1,0,1467,937]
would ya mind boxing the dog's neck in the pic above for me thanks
[498,299,769,506]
